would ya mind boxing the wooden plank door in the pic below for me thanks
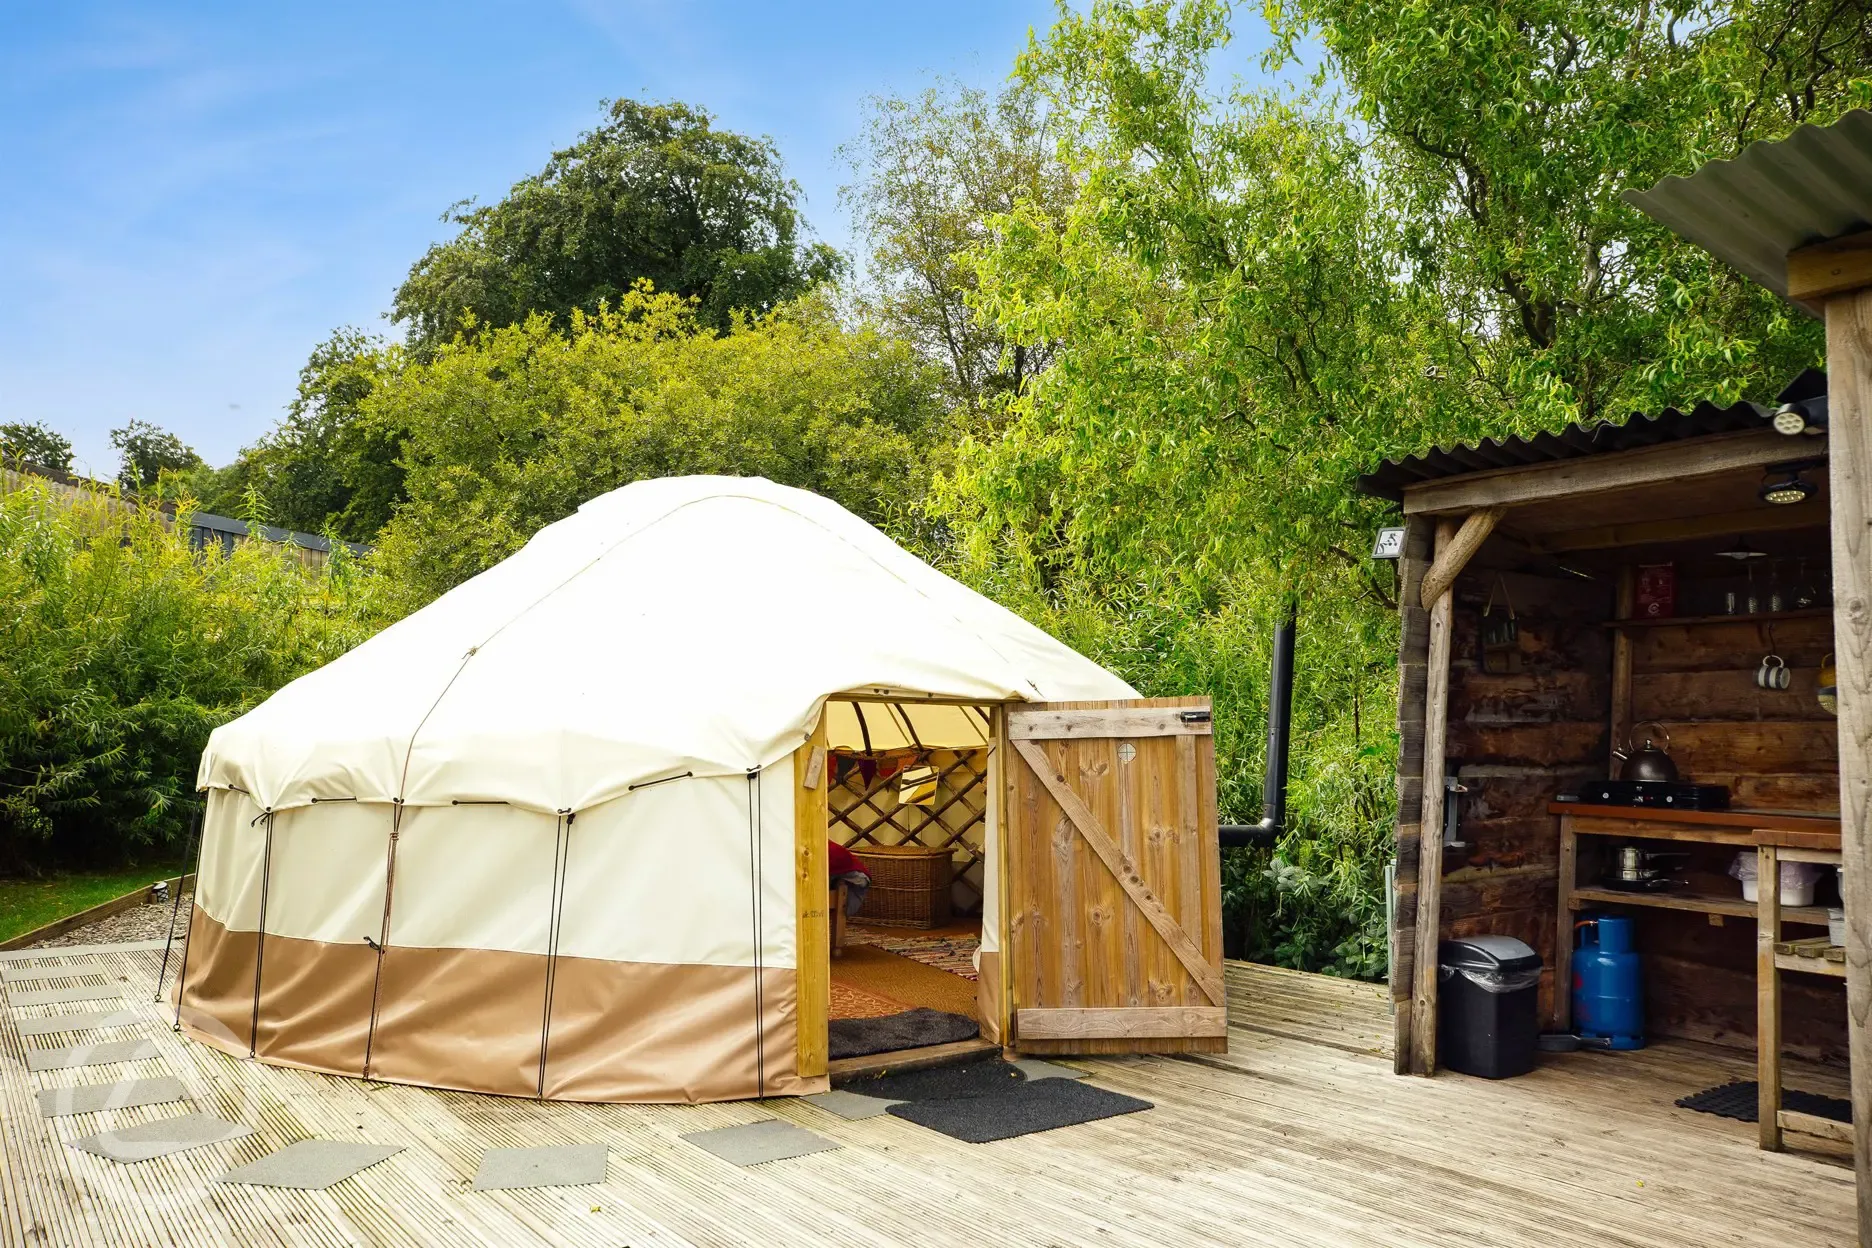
[1006,697,1226,1054]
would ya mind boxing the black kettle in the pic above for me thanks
[1614,722,1678,783]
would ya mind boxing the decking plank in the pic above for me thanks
[0,951,1853,1247]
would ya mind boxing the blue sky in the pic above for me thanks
[1,2,1279,477]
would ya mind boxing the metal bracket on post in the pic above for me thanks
[1442,774,1468,850]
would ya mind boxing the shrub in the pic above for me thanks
[0,479,388,873]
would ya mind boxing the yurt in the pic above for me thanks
[175,477,1224,1104]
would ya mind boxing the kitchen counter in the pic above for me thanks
[1548,801,1841,849]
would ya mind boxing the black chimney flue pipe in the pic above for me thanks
[1219,609,1295,849]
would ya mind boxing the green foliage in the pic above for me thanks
[393,99,843,352]
[0,478,389,872]
[1266,0,1863,425]
[191,330,405,541]
[109,420,202,493]
[841,80,1077,407]
[0,422,75,474]
[368,284,947,605]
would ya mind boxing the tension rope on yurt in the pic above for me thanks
[536,809,574,1099]
[362,795,405,1081]
[249,805,276,1058]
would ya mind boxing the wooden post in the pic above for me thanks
[1391,518,1434,1074]
[1821,282,1872,1239]
[1757,844,1783,1152]
[1406,506,1503,1075]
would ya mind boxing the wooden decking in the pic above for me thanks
[0,945,1855,1247]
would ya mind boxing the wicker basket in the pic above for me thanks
[851,844,953,928]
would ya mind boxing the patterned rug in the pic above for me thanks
[830,980,909,1020]
[845,931,980,981]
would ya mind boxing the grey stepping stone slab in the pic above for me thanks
[2,961,109,983]
[804,1089,904,1120]
[471,1143,607,1190]
[38,1076,188,1118]
[680,1120,840,1166]
[8,984,121,1007]
[14,1008,144,1037]
[1012,1058,1091,1081]
[72,1112,251,1163]
[0,940,167,961]
[218,1140,402,1189]
[24,1038,160,1072]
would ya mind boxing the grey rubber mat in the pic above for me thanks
[679,1120,840,1165]
[24,1038,160,1072]
[471,1143,607,1190]
[828,1007,979,1060]
[219,1140,403,1189]
[803,1089,903,1120]
[8,984,121,1007]
[38,1076,188,1118]
[72,1112,252,1162]
[14,1008,143,1037]
[2,961,109,982]
[1012,1059,1090,1082]
[1676,1080,1852,1124]
[840,1056,1024,1103]
[0,940,168,961]
[888,1077,1152,1143]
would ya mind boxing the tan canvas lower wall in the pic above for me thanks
[177,908,822,1103]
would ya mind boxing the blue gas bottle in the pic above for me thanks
[1572,914,1644,1049]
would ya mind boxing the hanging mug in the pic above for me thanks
[1756,654,1791,690]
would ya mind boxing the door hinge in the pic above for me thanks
[1178,710,1212,724]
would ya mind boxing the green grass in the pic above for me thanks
[0,864,186,945]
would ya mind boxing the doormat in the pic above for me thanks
[840,1055,1021,1103]
[71,1112,252,1163]
[829,1008,978,1060]
[679,1120,840,1166]
[218,1140,402,1189]
[471,1144,607,1190]
[24,1038,159,1073]
[1676,1080,1851,1125]
[7,984,121,1007]
[38,1076,188,1118]
[888,1078,1152,1143]
[803,1089,904,1120]
[2,961,110,983]
[14,1008,143,1037]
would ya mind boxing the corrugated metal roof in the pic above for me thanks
[1625,109,1872,308]
[1358,368,1827,500]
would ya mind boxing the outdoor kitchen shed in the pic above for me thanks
[1361,374,1848,1134]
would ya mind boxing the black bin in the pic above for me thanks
[1437,935,1541,1079]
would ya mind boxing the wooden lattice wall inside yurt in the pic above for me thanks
[829,747,988,913]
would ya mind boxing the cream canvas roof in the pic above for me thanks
[200,476,1137,813]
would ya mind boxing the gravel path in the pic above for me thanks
[29,891,193,948]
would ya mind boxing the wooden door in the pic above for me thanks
[1006,697,1226,1053]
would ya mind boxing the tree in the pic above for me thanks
[393,99,843,352]
[192,331,405,540]
[841,81,1077,408]
[110,420,202,493]
[1266,0,1867,426]
[368,284,945,604]
[0,421,74,473]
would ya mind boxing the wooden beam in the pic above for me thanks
[1011,738,1226,1007]
[1402,429,1799,517]
[1789,229,1872,303]
[794,718,830,1081]
[1391,516,1433,1074]
[1015,1006,1228,1040]
[1008,707,1211,740]
[1530,504,1828,554]
[1410,518,1459,1076]
[1822,283,1872,1246]
[1418,507,1504,608]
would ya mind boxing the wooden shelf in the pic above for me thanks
[1775,952,1847,977]
[1568,885,1831,926]
[1602,608,1832,629]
